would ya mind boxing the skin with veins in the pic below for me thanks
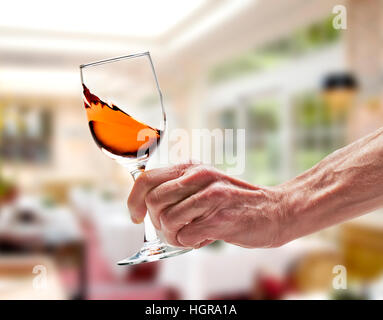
[128,127,383,249]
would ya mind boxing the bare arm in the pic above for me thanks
[128,127,383,249]
[277,126,383,245]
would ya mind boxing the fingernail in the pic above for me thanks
[136,217,144,224]
[131,217,139,224]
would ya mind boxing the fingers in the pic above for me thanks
[145,168,216,229]
[128,163,194,223]
[158,183,226,247]
[176,219,217,248]
[128,162,228,250]
[157,192,210,246]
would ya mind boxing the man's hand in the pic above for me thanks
[128,162,285,249]
[130,127,383,249]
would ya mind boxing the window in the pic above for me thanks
[0,101,52,164]
[245,98,281,186]
[292,91,346,175]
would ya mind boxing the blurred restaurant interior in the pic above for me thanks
[1,0,383,299]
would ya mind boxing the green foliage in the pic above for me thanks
[248,99,279,132]
[209,52,284,83]
[294,93,331,128]
[295,149,329,172]
[209,16,341,83]
[246,148,280,186]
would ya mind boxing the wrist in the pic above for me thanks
[272,175,314,247]
[269,183,294,247]
[274,162,336,245]
[250,185,294,248]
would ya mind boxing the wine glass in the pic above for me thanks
[79,52,191,265]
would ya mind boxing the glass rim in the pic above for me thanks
[79,51,150,69]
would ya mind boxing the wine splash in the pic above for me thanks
[83,84,162,159]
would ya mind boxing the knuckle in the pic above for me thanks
[174,179,184,190]
[188,193,200,209]
[190,165,215,181]
[206,182,227,198]
[136,172,149,186]
[160,212,178,231]
[183,159,201,168]
[145,188,159,207]
[173,165,184,177]
[174,162,193,175]
[197,189,210,202]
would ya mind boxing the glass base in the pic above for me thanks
[117,240,192,265]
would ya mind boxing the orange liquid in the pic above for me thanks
[83,84,162,158]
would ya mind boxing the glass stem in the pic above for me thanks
[130,168,159,245]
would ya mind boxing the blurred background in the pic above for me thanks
[1,0,383,299]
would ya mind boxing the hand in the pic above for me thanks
[128,162,286,249]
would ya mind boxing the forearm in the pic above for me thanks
[277,126,383,245]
